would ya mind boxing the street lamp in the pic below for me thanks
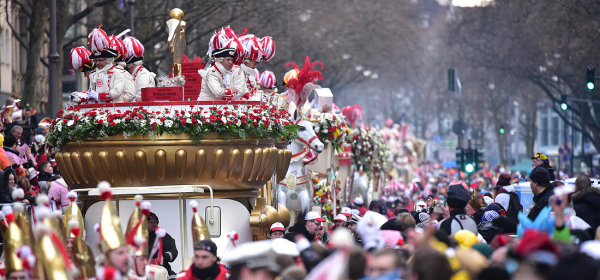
[128,0,135,36]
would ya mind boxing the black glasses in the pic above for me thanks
[310,220,322,226]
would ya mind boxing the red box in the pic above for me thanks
[142,86,183,101]
[182,73,202,84]
[183,83,201,101]
[181,63,204,73]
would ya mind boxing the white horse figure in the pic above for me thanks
[350,172,369,204]
[278,110,324,226]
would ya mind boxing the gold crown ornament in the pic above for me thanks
[35,223,74,280]
[63,191,95,279]
[125,195,151,257]
[189,200,210,245]
[62,191,85,240]
[35,195,67,244]
[2,206,25,276]
[67,220,96,279]
[98,181,127,252]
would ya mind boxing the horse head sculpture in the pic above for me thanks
[277,109,324,226]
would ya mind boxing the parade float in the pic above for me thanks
[48,9,296,271]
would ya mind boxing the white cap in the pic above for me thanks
[270,222,285,232]
[353,196,364,205]
[305,211,325,222]
[35,134,46,144]
[341,207,352,217]
[483,196,494,205]
[581,240,600,260]
[333,214,347,222]
[222,239,299,272]
[351,209,360,216]
[28,167,39,180]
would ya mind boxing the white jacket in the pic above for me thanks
[240,64,258,98]
[89,64,127,102]
[197,62,245,101]
[130,66,156,102]
[116,64,136,102]
[494,185,515,212]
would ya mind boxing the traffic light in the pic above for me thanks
[464,147,475,173]
[456,147,464,171]
[587,66,595,90]
[474,148,485,172]
[448,68,456,92]
[560,94,568,111]
[499,125,505,134]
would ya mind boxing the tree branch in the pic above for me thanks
[4,0,29,51]
[62,35,88,51]
[11,0,31,17]
[71,0,117,25]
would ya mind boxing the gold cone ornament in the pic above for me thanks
[67,219,96,278]
[98,181,127,252]
[36,195,66,243]
[2,206,24,276]
[62,191,85,239]
[13,203,35,250]
[35,223,74,280]
[189,200,210,245]
[125,195,151,257]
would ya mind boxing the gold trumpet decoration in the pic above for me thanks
[167,8,186,77]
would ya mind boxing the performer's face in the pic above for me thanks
[193,249,217,270]
[134,256,148,276]
[95,58,107,69]
[244,60,259,69]
[222,57,234,70]
[334,220,346,228]
[7,271,26,280]
[270,231,284,239]
[66,238,74,257]
[107,246,131,274]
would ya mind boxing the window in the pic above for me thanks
[539,113,548,147]
[551,116,559,146]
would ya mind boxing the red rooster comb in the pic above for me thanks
[285,56,324,106]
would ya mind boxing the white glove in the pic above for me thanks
[88,90,100,102]
[70,91,89,103]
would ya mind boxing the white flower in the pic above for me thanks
[113,119,121,124]
[221,116,227,124]
[186,118,192,124]
[140,120,147,126]
[165,120,174,127]
[67,120,75,127]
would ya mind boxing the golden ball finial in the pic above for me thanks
[169,8,184,21]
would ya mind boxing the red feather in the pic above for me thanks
[285,56,324,105]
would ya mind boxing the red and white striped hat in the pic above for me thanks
[70,46,95,72]
[260,70,277,89]
[108,35,127,61]
[123,36,145,64]
[207,27,238,57]
[239,34,263,62]
[88,26,118,59]
[225,37,246,66]
[259,36,275,62]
